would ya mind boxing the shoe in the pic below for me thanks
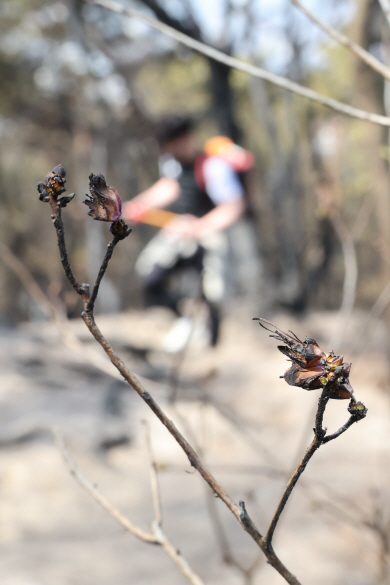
[161,317,193,353]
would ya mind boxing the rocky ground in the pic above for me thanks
[1,307,390,585]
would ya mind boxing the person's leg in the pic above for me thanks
[207,301,221,346]
[143,264,180,314]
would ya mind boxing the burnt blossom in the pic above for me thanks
[254,318,354,400]
[37,164,75,207]
[84,173,122,222]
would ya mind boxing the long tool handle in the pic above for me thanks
[139,208,179,227]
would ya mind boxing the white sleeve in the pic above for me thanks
[158,154,182,179]
[202,156,244,206]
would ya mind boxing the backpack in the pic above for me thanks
[194,136,255,191]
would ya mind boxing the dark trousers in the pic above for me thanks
[143,248,220,346]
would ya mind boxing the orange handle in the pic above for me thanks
[139,208,179,227]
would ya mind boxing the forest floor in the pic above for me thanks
[1,307,390,585]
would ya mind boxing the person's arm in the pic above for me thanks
[192,198,245,238]
[123,177,180,222]
[162,157,246,239]
[190,156,245,237]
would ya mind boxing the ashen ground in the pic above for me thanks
[0,308,389,585]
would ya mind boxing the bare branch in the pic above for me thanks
[55,430,206,585]
[87,235,120,312]
[55,225,300,584]
[263,385,330,551]
[144,421,162,527]
[80,309,242,518]
[45,166,365,585]
[151,522,205,585]
[205,486,263,584]
[49,198,89,302]
[263,385,367,551]
[54,430,157,543]
[379,0,390,29]
[0,239,59,321]
[322,416,359,443]
[86,0,390,126]
[291,0,390,82]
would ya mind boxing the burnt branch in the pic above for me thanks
[264,385,331,551]
[263,384,367,552]
[41,165,366,585]
[87,235,120,312]
[49,198,89,302]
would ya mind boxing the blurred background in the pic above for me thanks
[4,0,390,323]
[2,1,390,584]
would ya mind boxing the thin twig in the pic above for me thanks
[205,486,263,584]
[49,199,89,301]
[144,421,162,526]
[54,430,157,543]
[151,522,206,585]
[291,0,390,82]
[86,0,390,127]
[322,416,361,443]
[55,430,206,585]
[0,239,59,320]
[80,309,241,517]
[87,235,120,312]
[263,386,330,551]
[82,302,302,584]
[263,384,366,551]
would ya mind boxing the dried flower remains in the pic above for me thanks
[84,173,122,222]
[254,318,354,400]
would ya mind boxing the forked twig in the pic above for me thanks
[264,385,331,550]
[42,166,367,585]
[54,430,156,543]
[54,429,205,585]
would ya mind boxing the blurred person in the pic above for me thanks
[123,115,254,351]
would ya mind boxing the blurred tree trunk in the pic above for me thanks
[350,0,390,344]
[248,74,307,310]
[137,0,240,139]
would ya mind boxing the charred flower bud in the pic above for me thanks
[37,164,75,207]
[84,173,122,222]
[348,397,368,419]
[254,318,354,400]
[110,219,132,240]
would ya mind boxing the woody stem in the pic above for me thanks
[87,235,120,312]
[263,384,332,550]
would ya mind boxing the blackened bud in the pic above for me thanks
[38,164,68,202]
[348,398,368,419]
[110,219,132,240]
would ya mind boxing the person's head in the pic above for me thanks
[155,115,197,164]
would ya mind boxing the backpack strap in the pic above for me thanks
[194,153,208,191]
